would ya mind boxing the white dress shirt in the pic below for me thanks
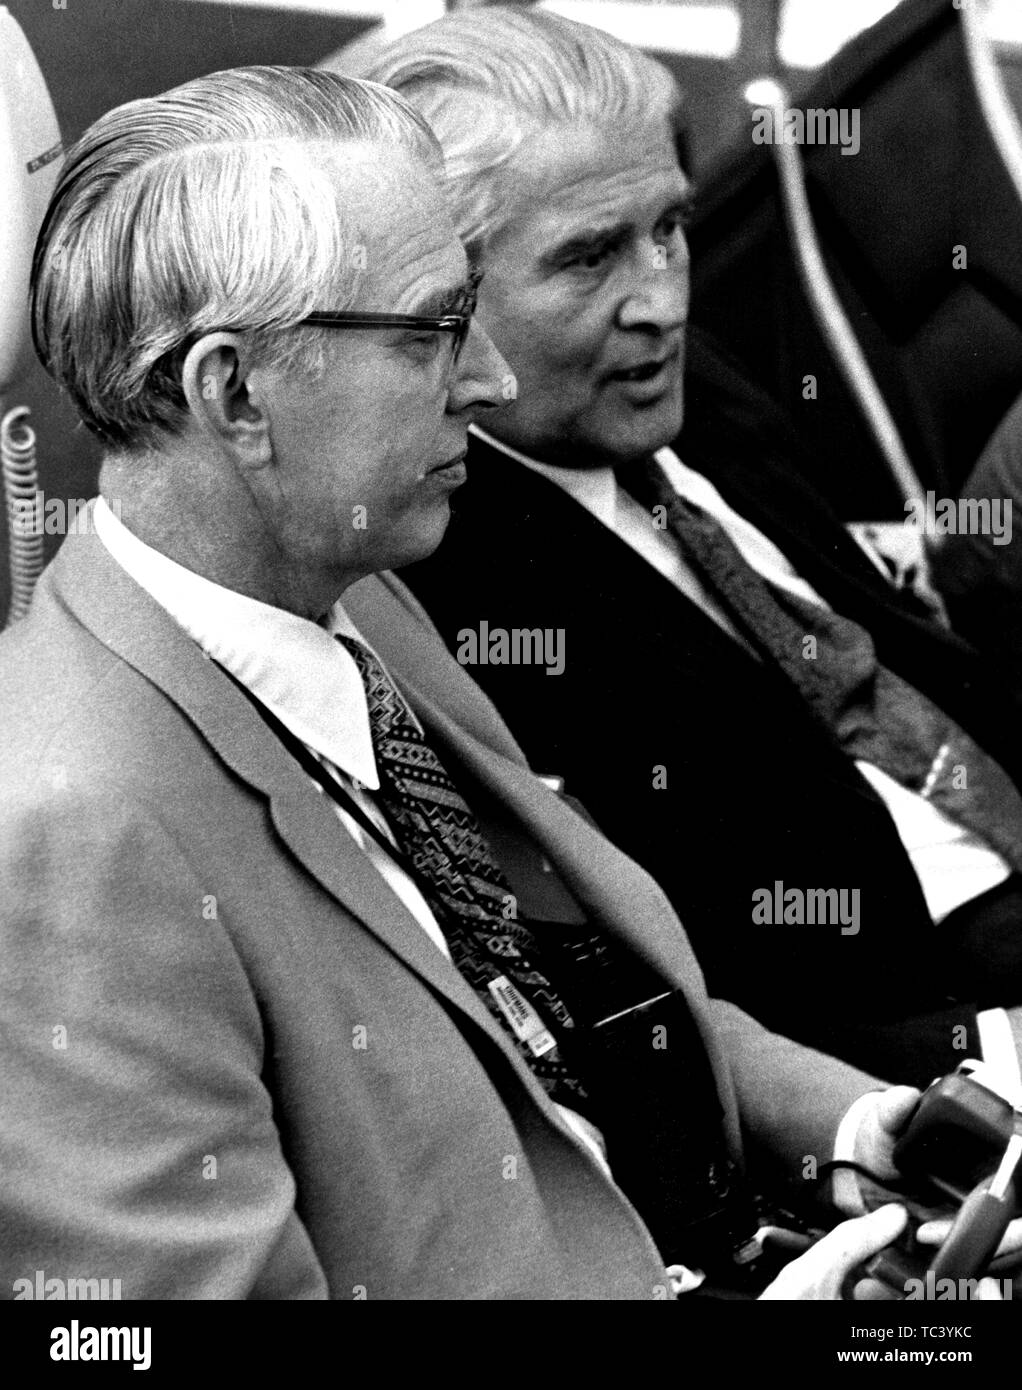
[470,428,1020,1092]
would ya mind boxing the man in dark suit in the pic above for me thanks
[0,63,940,1301]
[363,7,1022,1089]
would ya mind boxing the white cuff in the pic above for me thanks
[977,1008,1022,1107]
[829,1091,884,1216]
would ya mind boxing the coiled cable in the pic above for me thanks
[1,404,43,625]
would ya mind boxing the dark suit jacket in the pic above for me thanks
[930,388,1022,693]
[399,336,1022,1085]
[0,516,875,1299]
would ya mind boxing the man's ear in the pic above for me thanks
[181,333,273,466]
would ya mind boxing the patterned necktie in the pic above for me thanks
[336,633,596,1117]
[622,459,1022,873]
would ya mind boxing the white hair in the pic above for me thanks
[356,7,683,253]
[31,66,443,450]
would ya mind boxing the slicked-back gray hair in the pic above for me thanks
[31,66,443,451]
[356,7,683,254]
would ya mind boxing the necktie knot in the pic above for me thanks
[336,632,418,751]
[615,455,673,513]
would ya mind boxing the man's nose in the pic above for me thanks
[616,238,690,335]
[447,320,515,417]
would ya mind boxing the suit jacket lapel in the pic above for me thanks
[454,437,883,808]
[46,526,562,1087]
[456,437,753,661]
[688,432,1022,773]
[688,430,947,634]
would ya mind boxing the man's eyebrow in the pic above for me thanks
[544,192,698,266]
[545,223,628,265]
[409,265,482,318]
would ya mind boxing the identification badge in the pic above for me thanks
[488,975,557,1057]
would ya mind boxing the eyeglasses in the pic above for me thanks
[298,267,482,363]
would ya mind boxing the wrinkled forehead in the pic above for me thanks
[493,118,689,255]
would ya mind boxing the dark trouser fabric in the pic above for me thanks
[938,874,1022,1008]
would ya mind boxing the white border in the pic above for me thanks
[173,0,742,58]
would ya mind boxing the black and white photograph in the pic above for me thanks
[2,0,1022,1362]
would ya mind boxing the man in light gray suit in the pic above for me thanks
[0,63,944,1300]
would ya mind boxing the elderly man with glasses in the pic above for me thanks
[0,64,970,1302]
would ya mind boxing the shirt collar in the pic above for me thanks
[469,426,706,530]
[653,445,723,509]
[91,496,380,789]
[470,424,619,529]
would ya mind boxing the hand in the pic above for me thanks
[757,1205,1005,1300]
[917,1214,1022,1263]
[759,1205,908,1300]
[834,1086,920,1215]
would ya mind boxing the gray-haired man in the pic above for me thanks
[358,6,1022,1102]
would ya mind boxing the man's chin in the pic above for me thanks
[599,395,684,466]
[388,506,455,572]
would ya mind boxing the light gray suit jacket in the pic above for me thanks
[0,522,877,1299]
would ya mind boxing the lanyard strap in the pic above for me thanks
[212,659,431,888]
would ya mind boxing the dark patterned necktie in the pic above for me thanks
[336,633,597,1117]
[622,458,1022,872]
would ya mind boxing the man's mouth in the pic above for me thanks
[607,347,680,384]
[426,451,468,480]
